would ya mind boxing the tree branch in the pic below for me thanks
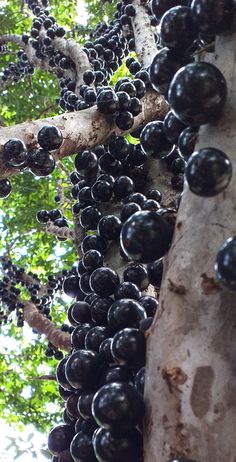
[23,301,71,352]
[54,37,91,93]
[0,34,23,46]
[131,0,157,67]
[0,90,168,178]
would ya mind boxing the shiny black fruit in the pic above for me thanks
[92,427,143,462]
[120,211,173,263]
[215,236,236,291]
[186,147,232,196]
[160,6,198,50]
[92,381,144,431]
[111,328,146,368]
[37,125,63,150]
[168,62,227,126]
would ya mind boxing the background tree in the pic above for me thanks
[0,1,235,461]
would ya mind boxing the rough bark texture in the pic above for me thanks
[23,301,71,352]
[144,26,236,462]
[0,90,168,178]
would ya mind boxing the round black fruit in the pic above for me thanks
[185,147,232,196]
[168,62,227,126]
[92,381,144,431]
[120,211,173,263]
[90,267,120,296]
[37,125,63,150]
[215,237,236,291]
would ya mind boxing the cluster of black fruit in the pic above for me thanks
[1,0,71,86]
[0,125,63,199]
[146,1,236,290]
[0,255,78,359]
[1,50,34,84]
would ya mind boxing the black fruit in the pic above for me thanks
[90,267,120,296]
[92,381,144,431]
[215,237,236,291]
[37,125,63,150]
[185,147,232,196]
[168,62,227,126]
[121,211,173,263]
[111,328,146,368]
[92,428,143,462]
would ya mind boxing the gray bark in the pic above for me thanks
[0,90,168,178]
[144,25,236,462]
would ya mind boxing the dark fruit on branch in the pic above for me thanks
[168,62,227,126]
[91,180,113,202]
[178,127,199,159]
[123,263,149,290]
[111,328,146,368]
[108,298,146,331]
[74,151,98,178]
[140,121,172,158]
[139,295,159,317]
[70,431,96,462]
[3,138,28,167]
[65,349,100,390]
[99,366,133,386]
[160,6,198,50]
[36,210,49,223]
[163,111,186,144]
[80,206,102,230]
[63,276,81,298]
[98,215,122,241]
[147,258,163,287]
[115,111,134,130]
[90,297,113,325]
[191,0,235,34]
[114,281,141,300]
[48,425,75,455]
[149,47,193,95]
[90,267,120,296]
[215,237,236,291]
[85,326,110,351]
[121,211,173,263]
[151,0,186,20]
[185,147,232,196]
[0,179,12,198]
[120,202,141,222]
[92,427,143,462]
[92,382,144,431]
[97,89,119,114]
[82,250,103,272]
[37,125,63,150]
[113,176,134,200]
[81,235,107,255]
[28,148,55,176]
[135,367,145,395]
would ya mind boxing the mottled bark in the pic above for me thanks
[131,0,157,67]
[23,301,71,352]
[0,90,168,178]
[144,26,236,462]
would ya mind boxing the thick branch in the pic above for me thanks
[144,25,236,462]
[0,91,168,178]
[131,0,157,67]
[0,34,23,46]
[54,37,91,92]
[23,301,71,352]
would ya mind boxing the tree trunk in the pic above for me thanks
[144,25,236,462]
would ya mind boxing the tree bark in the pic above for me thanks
[144,26,236,462]
[0,90,168,178]
[23,301,71,352]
